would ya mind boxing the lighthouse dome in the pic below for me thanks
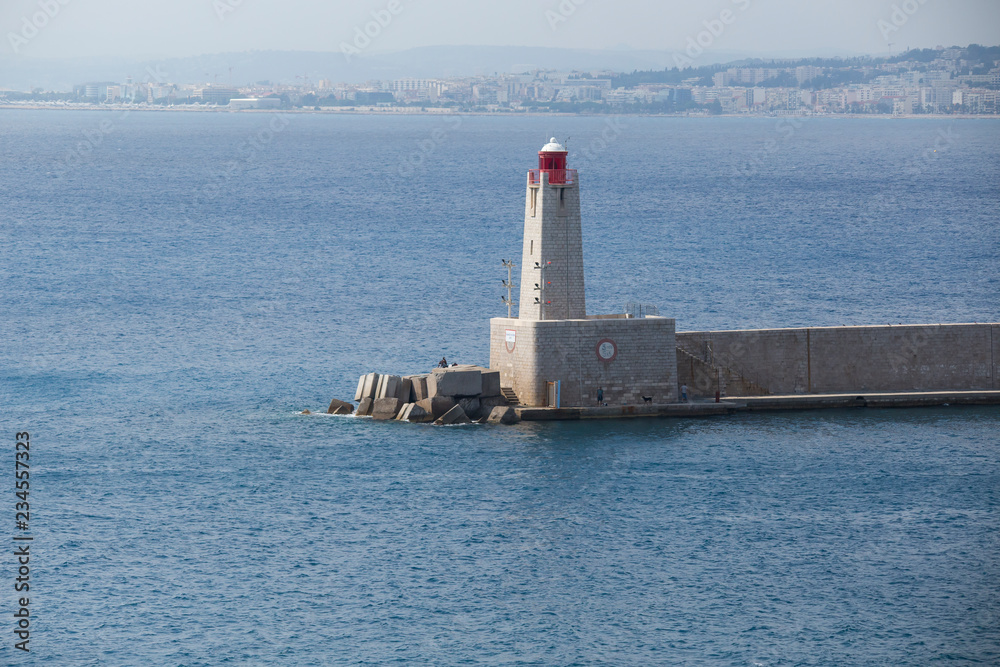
[541,138,566,152]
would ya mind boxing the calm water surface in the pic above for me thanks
[1,110,998,665]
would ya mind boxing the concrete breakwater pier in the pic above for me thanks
[326,379,1000,424]
[325,139,998,423]
[331,366,521,425]
[516,391,1000,421]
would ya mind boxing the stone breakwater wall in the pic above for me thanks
[324,323,998,418]
[336,366,518,425]
[490,316,678,408]
[676,323,999,398]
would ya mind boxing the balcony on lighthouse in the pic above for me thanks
[528,138,578,186]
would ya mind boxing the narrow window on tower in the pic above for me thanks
[531,189,537,217]
[530,240,534,255]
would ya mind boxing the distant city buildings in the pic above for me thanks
[5,45,998,115]
[197,87,240,105]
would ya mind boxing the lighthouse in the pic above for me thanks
[490,139,679,408]
[517,138,587,321]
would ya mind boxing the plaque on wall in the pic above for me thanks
[505,329,517,353]
[596,338,618,362]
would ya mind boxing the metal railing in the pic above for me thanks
[624,301,659,318]
[528,169,578,185]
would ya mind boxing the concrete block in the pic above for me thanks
[356,397,374,417]
[415,397,457,420]
[428,369,482,398]
[398,378,413,402]
[487,406,520,425]
[406,404,434,424]
[372,397,403,421]
[480,395,509,413]
[411,375,430,401]
[481,370,502,397]
[458,397,481,420]
[354,376,367,402]
[403,375,423,402]
[327,398,354,415]
[377,375,402,400]
[396,403,414,421]
[434,404,471,425]
[360,373,380,400]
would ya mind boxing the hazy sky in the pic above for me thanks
[3,0,999,60]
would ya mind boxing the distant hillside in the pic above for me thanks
[612,45,1000,89]
[1,45,825,91]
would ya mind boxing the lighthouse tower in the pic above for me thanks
[517,139,586,321]
[490,140,678,408]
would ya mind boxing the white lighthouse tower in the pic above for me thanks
[517,138,587,321]
[490,139,678,408]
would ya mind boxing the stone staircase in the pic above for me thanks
[501,387,520,406]
[676,347,770,398]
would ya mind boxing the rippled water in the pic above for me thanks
[1,110,998,664]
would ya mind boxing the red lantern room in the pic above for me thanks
[530,138,576,185]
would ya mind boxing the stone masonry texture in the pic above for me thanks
[493,322,998,407]
[518,171,586,321]
[490,317,678,407]
[992,324,999,390]
[676,323,999,395]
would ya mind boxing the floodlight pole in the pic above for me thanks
[502,259,517,318]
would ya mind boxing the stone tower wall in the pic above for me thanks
[517,171,586,321]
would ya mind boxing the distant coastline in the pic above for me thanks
[1,103,996,120]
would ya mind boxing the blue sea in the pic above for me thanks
[1,110,999,665]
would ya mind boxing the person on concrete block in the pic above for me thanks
[438,358,448,368]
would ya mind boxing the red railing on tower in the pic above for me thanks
[528,169,578,185]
